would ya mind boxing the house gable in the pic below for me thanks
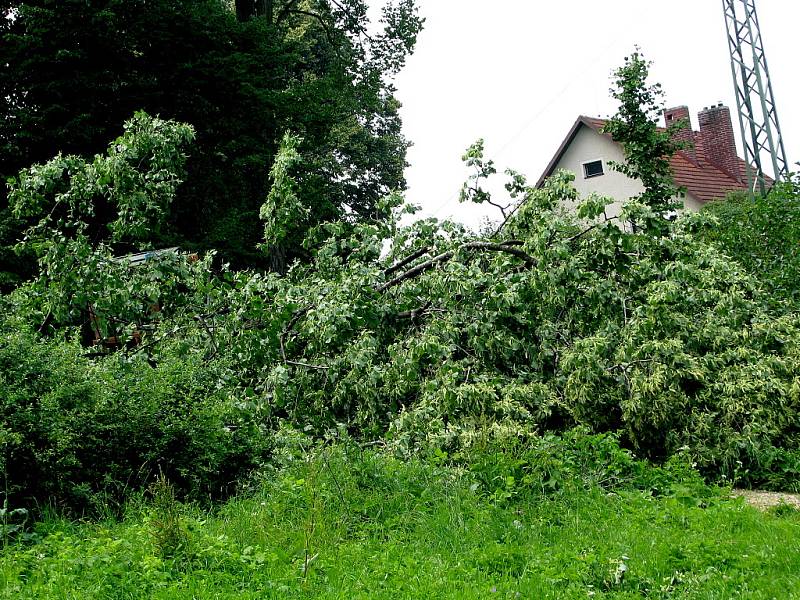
[546,121,645,215]
[537,118,683,219]
[537,106,755,213]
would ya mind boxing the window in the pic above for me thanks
[583,160,604,178]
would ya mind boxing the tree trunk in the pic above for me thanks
[235,0,254,21]
[263,0,274,24]
[235,0,274,22]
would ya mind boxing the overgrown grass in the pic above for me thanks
[2,438,800,599]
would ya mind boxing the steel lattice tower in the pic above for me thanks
[723,0,789,196]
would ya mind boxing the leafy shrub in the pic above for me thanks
[699,177,800,311]
[5,104,800,512]
[7,153,800,503]
[0,321,267,515]
[730,444,800,493]
[460,427,708,502]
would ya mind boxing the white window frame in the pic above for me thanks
[582,158,605,179]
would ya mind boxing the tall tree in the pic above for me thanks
[0,0,422,278]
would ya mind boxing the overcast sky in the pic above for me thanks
[373,0,800,227]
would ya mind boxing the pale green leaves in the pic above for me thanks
[10,111,195,248]
[7,112,196,332]
[576,194,613,221]
[260,132,310,249]
[602,50,682,233]
[459,139,497,207]
[105,112,195,242]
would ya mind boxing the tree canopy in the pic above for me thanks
[601,50,686,234]
[3,41,800,517]
[0,0,422,280]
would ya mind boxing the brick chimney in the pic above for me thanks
[698,103,741,182]
[664,105,696,162]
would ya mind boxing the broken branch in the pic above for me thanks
[385,246,430,276]
[378,241,536,292]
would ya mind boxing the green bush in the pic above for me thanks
[730,444,800,493]
[0,323,267,515]
[5,111,800,512]
[700,179,800,311]
[459,428,708,503]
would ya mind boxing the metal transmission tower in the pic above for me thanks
[723,0,789,197]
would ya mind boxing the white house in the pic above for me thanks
[536,104,755,217]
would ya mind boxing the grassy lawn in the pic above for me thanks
[2,448,799,599]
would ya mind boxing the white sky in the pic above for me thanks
[373,0,800,228]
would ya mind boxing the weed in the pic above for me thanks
[148,473,187,562]
[3,441,800,598]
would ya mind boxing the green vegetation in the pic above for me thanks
[1,19,799,597]
[700,177,800,311]
[0,323,267,514]
[5,108,800,519]
[2,441,800,599]
[0,0,422,276]
[602,50,686,233]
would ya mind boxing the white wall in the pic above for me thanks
[554,124,698,217]
[682,195,704,212]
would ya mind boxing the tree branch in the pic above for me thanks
[394,301,434,320]
[377,249,454,292]
[464,242,536,265]
[567,215,619,244]
[279,305,311,361]
[378,241,535,292]
[286,359,329,370]
[384,246,429,276]
[329,0,374,42]
[605,359,654,373]
[194,314,218,356]
[274,0,299,24]
[491,196,528,237]
[285,9,337,46]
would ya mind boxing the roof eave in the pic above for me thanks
[535,116,608,188]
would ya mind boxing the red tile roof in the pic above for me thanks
[537,116,761,204]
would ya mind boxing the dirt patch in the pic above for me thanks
[732,489,800,511]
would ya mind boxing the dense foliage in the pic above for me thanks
[0,0,422,278]
[699,178,800,312]
[0,321,266,513]
[601,51,686,234]
[3,441,800,598]
[3,7,800,592]
[2,43,799,521]
[3,105,800,515]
